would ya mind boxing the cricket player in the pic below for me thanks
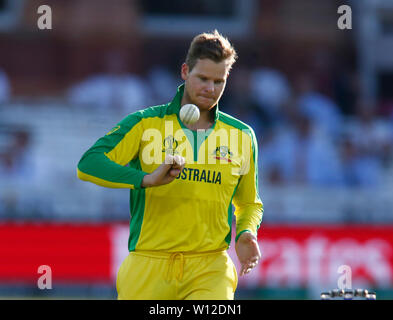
[77,30,263,300]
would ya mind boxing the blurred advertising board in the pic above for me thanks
[0,223,113,283]
[234,225,393,290]
[0,223,392,290]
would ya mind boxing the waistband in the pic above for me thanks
[131,248,227,282]
[131,248,226,259]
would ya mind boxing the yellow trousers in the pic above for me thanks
[116,249,238,300]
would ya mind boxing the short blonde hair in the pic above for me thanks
[185,30,237,71]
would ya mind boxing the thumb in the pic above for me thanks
[164,154,175,165]
[154,154,175,178]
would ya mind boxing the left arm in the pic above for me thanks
[233,128,263,275]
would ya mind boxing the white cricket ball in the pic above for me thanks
[179,104,200,125]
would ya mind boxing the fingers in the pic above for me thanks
[240,265,253,276]
[240,258,260,276]
[169,168,181,177]
[164,154,185,177]
[240,264,254,276]
[164,154,175,165]
[173,155,185,167]
[164,154,185,167]
[169,155,185,176]
[148,154,186,187]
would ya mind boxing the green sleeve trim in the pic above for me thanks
[217,111,251,131]
[225,180,241,247]
[128,157,147,251]
[235,229,253,242]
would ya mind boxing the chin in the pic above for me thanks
[198,103,215,112]
[198,99,217,110]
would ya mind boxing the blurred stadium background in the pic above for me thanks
[1,0,393,300]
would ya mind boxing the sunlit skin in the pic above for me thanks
[180,58,230,130]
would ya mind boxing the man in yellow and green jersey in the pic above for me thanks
[77,30,263,300]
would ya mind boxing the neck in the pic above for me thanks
[200,107,215,122]
[186,121,213,131]
[180,107,214,131]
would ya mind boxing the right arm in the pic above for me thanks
[77,113,147,189]
[77,113,185,189]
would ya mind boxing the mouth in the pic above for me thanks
[199,96,215,102]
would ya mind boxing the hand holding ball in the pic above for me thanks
[180,104,200,125]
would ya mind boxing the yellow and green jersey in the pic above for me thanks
[77,84,263,253]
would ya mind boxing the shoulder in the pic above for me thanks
[217,111,259,156]
[119,103,171,126]
[134,104,172,119]
[218,111,256,136]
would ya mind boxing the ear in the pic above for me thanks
[181,63,189,81]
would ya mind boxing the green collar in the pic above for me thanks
[168,83,220,121]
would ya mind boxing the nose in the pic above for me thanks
[204,80,214,93]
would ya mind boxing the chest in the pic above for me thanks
[139,123,249,188]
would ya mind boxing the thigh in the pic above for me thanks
[116,253,175,300]
[183,252,238,300]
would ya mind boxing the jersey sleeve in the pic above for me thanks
[232,128,263,241]
[77,113,148,189]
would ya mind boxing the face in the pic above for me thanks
[181,58,230,112]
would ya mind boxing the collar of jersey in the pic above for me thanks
[168,83,220,122]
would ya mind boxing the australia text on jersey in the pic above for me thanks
[176,167,222,184]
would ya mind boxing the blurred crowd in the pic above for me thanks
[65,49,393,188]
[222,62,393,188]
[1,47,393,221]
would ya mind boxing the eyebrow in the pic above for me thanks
[196,73,226,82]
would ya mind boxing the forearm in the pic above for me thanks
[235,203,263,241]
[77,152,148,189]
[140,174,154,188]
